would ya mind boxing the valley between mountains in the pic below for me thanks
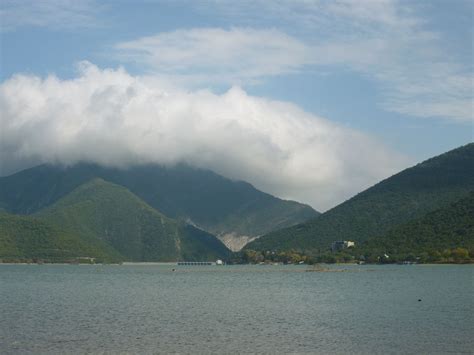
[0,143,473,264]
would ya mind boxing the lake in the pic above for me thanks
[0,264,472,354]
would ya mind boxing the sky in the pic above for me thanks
[0,0,473,211]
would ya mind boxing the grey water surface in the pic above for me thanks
[0,264,472,354]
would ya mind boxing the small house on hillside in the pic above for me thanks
[331,240,355,252]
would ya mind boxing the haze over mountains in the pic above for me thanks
[0,163,317,253]
[0,143,472,263]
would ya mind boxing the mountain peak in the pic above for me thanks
[36,179,230,262]
[0,163,318,249]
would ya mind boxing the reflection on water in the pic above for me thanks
[0,264,472,354]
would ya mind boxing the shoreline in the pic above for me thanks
[0,261,472,266]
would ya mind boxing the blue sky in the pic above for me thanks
[1,0,473,210]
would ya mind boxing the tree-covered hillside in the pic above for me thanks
[360,192,474,262]
[0,213,121,263]
[247,143,474,252]
[36,178,230,262]
[0,163,318,248]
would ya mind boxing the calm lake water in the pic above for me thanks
[0,264,472,354]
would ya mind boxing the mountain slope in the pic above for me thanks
[0,213,121,262]
[0,163,318,249]
[247,143,474,252]
[364,192,474,257]
[36,178,230,261]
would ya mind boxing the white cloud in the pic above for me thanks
[0,0,101,31]
[0,63,409,211]
[115,1,473,123]
[115,28,312,86]
[201,0,418,32]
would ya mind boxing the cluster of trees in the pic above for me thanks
[231,249,316,264]
[356,247,471,264]
[0,257,100,264]
[233,245,472,265]
[341,246,472,264]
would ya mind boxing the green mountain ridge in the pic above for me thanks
[2,144,472,263]
[35,178,230,262]
[247,143,474,252]
[0,163,318,249]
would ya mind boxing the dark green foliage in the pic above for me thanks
[179,224,231,261]
[248,143,474,252]
[0,212,121,263]
[242,191,474,264]
[0,163,318,238]
[231,249,315,265]
[36,178,229,261]
[359,192,474,262]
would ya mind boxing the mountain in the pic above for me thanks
[0,163,318,250]
[36,178,230,262]
[360,192,474,262]
[0,212,122,263]
[246,143,474,252]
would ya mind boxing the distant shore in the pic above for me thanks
[0,261,472,266]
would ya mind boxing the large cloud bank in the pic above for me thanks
[0,63,409,210]
[116,25,473,123]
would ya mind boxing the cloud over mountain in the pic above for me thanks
[0,62,409,210]
[115,21,473,123]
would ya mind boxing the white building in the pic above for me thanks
[331,240,355,252]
